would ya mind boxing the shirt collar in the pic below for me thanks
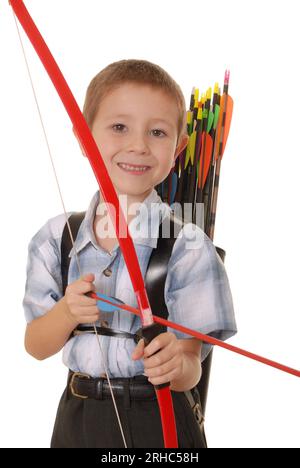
[70,188,171,256]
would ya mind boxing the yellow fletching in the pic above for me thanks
[185,131,196,168]
[189,131,197,164]
[184,145,190,169]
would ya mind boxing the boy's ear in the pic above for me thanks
[172,133,189,167]
[72,126,87,157]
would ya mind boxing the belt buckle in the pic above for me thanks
[193,402,205,427]
[70,372,91,399]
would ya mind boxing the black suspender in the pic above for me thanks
[60,212,86,295]
[144,211,184,320]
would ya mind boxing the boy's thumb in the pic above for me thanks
[82,273,95,282]
[131,338,145,360]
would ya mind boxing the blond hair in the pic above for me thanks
[83,59,186,138]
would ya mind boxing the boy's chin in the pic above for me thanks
[114,184,154,199]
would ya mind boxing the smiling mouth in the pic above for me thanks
[117,163,151,173]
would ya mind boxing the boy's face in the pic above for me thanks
[91,83,187,203]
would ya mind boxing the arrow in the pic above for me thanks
[91,292,300,379]
[207,70,233,239]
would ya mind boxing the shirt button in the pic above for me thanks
[103,268,112,277]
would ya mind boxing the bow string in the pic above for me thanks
[9,0,178,448]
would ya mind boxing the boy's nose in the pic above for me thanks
[126,133,149,154]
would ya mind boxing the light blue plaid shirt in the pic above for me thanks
[23,189,237,377]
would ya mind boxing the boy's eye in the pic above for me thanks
[112,124,126,132]
[151,129,166,137]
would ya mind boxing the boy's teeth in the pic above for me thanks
[118,163,150,171]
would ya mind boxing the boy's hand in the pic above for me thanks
[132,332,184,386]
[64,273,100,325]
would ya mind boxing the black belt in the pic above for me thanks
[69,371,157,400]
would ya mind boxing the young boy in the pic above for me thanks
[23,59,237,448]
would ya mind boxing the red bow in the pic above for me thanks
[10,0,178,448]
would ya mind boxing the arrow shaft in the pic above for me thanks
[91,293,300,379]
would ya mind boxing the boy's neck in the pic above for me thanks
[96,187,154,238]
[102,188,153,219]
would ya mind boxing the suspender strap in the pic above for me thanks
[61,212,85,295]
[144,211,183,320]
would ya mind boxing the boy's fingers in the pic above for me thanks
[143,332,174,357]
[76,295,97,306]
[78,304,100,317]
[79,313,100,323]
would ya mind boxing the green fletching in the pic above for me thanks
[213,104,220,130]
[207,111,214,133]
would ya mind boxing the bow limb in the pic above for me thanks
[10,0,177,448]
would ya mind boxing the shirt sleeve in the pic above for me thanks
[164,223,237,362]
[23,215,66,323]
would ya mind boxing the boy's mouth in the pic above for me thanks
[117,162,151,175]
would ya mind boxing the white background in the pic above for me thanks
[0,0,299,448]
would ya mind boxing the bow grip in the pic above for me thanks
[142,323,170,390]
